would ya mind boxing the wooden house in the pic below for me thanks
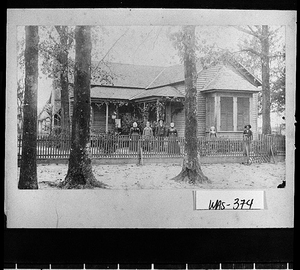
[39,55,261,139]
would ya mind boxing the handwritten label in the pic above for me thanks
[195,190,265,210]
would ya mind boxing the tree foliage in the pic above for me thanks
[235,26,286,115]
[234,25,286,134]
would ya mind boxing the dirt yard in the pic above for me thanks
[19,161,286,190]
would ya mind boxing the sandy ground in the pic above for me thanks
[20,162,286,190]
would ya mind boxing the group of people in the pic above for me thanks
[209,124,253,165]
[129,119,180,153]
[128,120,253,161]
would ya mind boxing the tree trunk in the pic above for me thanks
[261,25,272,134]
[18,26,39,189]
[57,26,70,135]
[59,26,106,189]
[172,26,209,184]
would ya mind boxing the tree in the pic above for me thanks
[58,26,106,189]
[172,26,209,184]
[54,26,72,134]
[234,25,285,134]
[18,26,39,189]
[260,25,271,134]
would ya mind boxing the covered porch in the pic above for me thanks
[89,85,185,135]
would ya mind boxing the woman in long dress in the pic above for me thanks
[167,122,180,155]
[129,122,140,152]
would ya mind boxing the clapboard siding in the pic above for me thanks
[196,67,221,137]
[206,96,215,131]
[173,108,185,137]
[92,103,114,133]
[197,92,206,137]
[170,83,185,137]
[251,93,259,139]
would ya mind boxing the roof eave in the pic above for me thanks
[201,88,260,93]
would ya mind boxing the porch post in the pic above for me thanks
[105,101,109,133]
[233,96,237,131]
[156,99,159,121]
[143,102,147,123]
[38,120,42,134]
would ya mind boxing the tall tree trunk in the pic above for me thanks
[56,26,70,135]
[59,26,106,189]
[172,26,209,184]
[18,26,39,189]
[261,25,272,134]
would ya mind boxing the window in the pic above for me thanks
[237,97,250,131]
[220,97,233,131]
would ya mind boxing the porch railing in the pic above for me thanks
[17,134,286,161]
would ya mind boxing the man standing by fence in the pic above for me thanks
[243,124,253,165]
[142,121,153,152]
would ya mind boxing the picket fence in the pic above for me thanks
[17,134,285,161]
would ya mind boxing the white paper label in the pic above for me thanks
[195,190,265,210]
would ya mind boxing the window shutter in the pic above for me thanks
[220,97,233,131]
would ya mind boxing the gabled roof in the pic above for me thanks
[202,65,260,92]
[197,64,223,90]
[221,52,262,87]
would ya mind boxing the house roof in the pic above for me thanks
[91,61,165,89]
[202,65,260,92]
[91,86,145,100]
[130,86,184,100]
[89,61,259,101]
[90,61,207,89]
[146,64,184,88]
[90,85,184,101]
[40,55,260,117]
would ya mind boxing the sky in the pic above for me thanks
[17,25,285,112]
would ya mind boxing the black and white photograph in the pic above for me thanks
[5,9,296,228]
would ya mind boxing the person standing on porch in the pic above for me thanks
[155,119,166,152]
[142,121,153,152]
[129,122,140,152]
[243,124,253,165]
[167,122,180,154]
